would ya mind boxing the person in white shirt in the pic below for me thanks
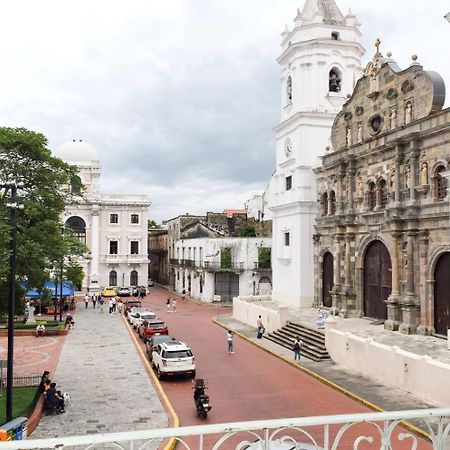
[227,330,234,354]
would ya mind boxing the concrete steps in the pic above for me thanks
[265,321,330,362]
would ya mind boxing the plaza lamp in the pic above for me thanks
[0,181,24,422]
[59,226,65,322]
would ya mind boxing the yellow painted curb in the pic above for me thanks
[122,313,179,450]
[212,317,429,440]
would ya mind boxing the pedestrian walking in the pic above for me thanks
[227,330,234,354]
[256,315,265,339]
[166,298,172,313]
[99,295,104,313]
[92,293,97,309]
[181,288,186,301]
[293,336,303,361]
[172,298,177,313]
[84,293,89,309]
[112,296,117,314]
[108,298,113,315]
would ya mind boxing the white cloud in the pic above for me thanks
[0,0,449,222]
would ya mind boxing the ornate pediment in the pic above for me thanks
[331,48,446,151]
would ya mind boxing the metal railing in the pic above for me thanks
[0,373,42,388]
[4,408,450,449]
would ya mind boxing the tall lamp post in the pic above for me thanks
[59,226,65,322]
[1,181,24,422]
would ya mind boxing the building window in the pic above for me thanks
[329,68,341,92]
[329,190,336,215]
[435,165,447,201]
[284,232,290,246]
[130,241,139,255]
[131,214,139,224]
[368,182,376,210]
[109,241,118,255]
[221,248,232,269]
[130,270,138,286]
[65,216,86,244]
[109,270,117,286]
[321,192,328,216]
[286,176,292,191]
[378,179,387,209]
[331,32,339,40]
[110,213,118,224]
[286,76,293,103]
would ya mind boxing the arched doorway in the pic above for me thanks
[363,240,391,320]
[130,270,138,286]
[258,276,272,296]
[322,252,334,308]
[434,252,450,336]
[109,270,117,286]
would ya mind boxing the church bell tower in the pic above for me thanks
[269,0,365,309]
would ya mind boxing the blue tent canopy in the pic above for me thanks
[23,280,74,299]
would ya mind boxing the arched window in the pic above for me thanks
[130,270,138,286]
[329,191,336,215]
[329,68,341,92]
[435,165,447,201]
[65,216,86,244]
[286,76,293,103]
[321,192,328,216]
[368,182,376,210]
[109,270,117,286]
[378,179,387,209]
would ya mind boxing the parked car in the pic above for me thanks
[101,287,117,297]
[148,279,154,287]
[137,319,168,341]
[127,307,147,325]
[116,287,131,297]
[151,341,196,379]
[146,335,176,361]
[130,311,157,329]
[123,299,142,314]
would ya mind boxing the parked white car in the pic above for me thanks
[152,341,196,379]
[131,311,156,329]
[127,307,146,324]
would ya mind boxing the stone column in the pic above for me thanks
[89,204,100,292]
[399,232,420,334]
[330,235,342,315]
[417,231,431,335]
[346,168,355,214]
[385,232,401,331]
[340,233,356,317]
[337,173,344,214]
[408,140,419,205]
[313,234,321,307]
[393,145,402,207]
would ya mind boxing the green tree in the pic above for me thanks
[0,127,85,316]
[240,225,256,237]
[148,219,161,229]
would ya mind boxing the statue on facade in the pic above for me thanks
[405,102,413,124]
[357,176,363,198]
[390,167,396,189]
[420,162,429,186]
[405,165,411,189]
[390,108,397,129]
[357,124,363,142]
[346,127,352,146]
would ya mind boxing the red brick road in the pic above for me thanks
[135,287,431,449]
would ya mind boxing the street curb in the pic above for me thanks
[122,313,179,450]
[212,317,429,440]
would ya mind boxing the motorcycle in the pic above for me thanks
[193,378,212,419]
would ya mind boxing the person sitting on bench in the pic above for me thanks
[35,324,45,337]
[44,382,65,413]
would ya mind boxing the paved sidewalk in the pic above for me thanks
[32,304,167,445]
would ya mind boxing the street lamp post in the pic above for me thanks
[59,226,64,322]
[1,181,24,422]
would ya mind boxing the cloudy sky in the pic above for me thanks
[1,0,449,223]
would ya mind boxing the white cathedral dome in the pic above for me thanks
[56,140,99,163]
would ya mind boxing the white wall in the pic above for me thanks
[325,323,450,407]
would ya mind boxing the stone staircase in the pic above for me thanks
[265,321,330,362]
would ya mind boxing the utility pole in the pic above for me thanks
[1,181,24,422]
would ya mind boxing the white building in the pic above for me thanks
[55,140,150,292]
[173,236,273,303]
[268,0,364,309]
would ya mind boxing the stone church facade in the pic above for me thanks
[314,48,450,336]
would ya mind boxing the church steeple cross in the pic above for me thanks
[375,38,381,54]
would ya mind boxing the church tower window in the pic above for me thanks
[321,192,328,216]
[329,190,336,215]
[434,165,447,201]
[329,68,341,92]
[368,182,376,210]
[331,32,339,40]
[378,179,387,209]
[286,76,293,103]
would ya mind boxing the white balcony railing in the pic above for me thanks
[3,408,450,449]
